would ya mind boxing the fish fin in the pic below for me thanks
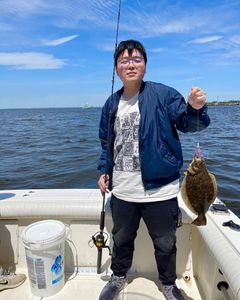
[187,166,196,175]
[192,214,207,226]
[209,173,218,200]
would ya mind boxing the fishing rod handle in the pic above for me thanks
[100,211,105,231]
[97,248,102,274]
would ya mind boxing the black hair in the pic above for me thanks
[114,40,147,67]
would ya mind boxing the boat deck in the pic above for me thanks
[1,189,239,300]
[0,272,202,300]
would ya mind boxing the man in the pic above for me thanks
[98,40,210,300]
[0,266,26,291]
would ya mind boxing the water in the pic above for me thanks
[179,105,240,205]
[0,106,239,208]
[0,108,100,189]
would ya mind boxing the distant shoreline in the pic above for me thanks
[208,100,240,106]
[1,101,240,110]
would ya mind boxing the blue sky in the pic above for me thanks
[0,0,240,108]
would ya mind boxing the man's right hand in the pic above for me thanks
[98,174,110,196]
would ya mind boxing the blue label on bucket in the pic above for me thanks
[51,255,63,275]
[51,255,63,285]
[52,273,64,285]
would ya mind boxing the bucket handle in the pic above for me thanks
[65,224,71,239]
[65,225,79,280]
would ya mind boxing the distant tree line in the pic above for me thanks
[208,100,240,106]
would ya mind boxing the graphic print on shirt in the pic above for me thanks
[114,111,140,172]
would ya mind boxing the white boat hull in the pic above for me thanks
[0,189,239,299]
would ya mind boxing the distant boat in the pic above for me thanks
[83,103,91,109]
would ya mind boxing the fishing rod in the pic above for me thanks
[89,0,122,274]
[91,193,111,274]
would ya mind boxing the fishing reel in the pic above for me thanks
[89,231,112,256]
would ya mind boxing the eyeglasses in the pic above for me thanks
[117,57,144,66]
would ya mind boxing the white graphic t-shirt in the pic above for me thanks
[112,93,179,202]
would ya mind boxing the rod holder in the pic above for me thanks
[217,281,231,300]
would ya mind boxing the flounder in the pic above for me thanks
[181,145,217,226]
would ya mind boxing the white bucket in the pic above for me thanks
[22,220,67,297]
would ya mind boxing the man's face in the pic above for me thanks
[116,49,146,84]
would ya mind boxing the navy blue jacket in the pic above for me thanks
[98,81,210,190]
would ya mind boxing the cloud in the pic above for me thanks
[43,35,79,46]
[120,15,197,38]
[1,1,238,42]
[0,1,205,38]
[0,23,13,31]
[149,48,164,53]
[177,76,204,82]
[97,42,115,52]
[0,52,66,69]
[221,49,240,62]
[0,0,45,15]
[0,0,117,27]
[189,36,223,44]
[230,35,240,44]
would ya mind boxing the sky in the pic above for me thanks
[0,0,240,109]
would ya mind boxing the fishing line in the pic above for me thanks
[111,0,122,96]
[194,89,202,156]
[197,109,200,154]
[196,89,206,157]
[107,0,122,169]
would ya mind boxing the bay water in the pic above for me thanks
[0,105,239,213]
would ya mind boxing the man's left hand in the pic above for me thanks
[188,86,206,110]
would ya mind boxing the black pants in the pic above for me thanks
[110,194,179,285]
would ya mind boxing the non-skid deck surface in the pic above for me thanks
[0,274,202,300]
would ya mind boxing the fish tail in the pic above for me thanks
[192,214,207,226]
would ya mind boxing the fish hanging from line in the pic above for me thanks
[181,144,217,226]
